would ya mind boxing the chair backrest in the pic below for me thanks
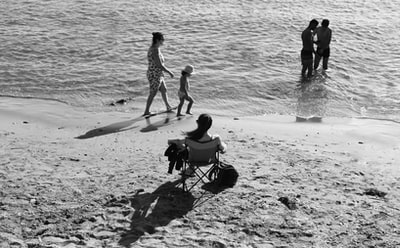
[185,138,220,166]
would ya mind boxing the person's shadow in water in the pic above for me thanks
[118,180,195,247]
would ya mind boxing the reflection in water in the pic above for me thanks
[295,71,329,121]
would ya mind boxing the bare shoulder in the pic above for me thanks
[212,134,221,139]
[213,135,227,153]
[212,135,225,144]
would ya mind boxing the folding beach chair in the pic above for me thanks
[180,138,221,192]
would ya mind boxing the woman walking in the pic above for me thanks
[144,32,175,116]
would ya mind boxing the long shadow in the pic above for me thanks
[140,116,172,133]
[75,116,144,139]
[118,180,195,247]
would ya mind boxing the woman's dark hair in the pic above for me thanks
[181,71,189,76]
[152,32,164,45]
[186,114,213,140]
[309,19,319,27]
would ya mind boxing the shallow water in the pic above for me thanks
[1,0,399,120]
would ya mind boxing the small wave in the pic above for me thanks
[0,94,70,105]
[354,116,400,125]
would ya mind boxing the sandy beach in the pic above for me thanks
[1,97,399,248]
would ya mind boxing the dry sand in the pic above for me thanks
[1,97,400,248]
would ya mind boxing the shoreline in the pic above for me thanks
[1,95,400,123]
[1,96,400,247]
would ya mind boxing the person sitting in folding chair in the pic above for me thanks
[168,113,227,192]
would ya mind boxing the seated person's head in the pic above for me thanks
[197,114,212,130]
[186,113,213,140]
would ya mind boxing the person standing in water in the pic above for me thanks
[177,65,195,117]
[301,19,319,78]
[143,32,174,116]
[314,19,332,70]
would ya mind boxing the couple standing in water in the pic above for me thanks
[143,32,194,117]
[301,19,332,78]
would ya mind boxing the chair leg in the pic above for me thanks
[185,164,218,192]
[179,162,190,192]
[183,176,191,193]
[193,169,208,184]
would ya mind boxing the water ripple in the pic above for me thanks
[0,0,399,120]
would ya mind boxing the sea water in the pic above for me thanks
[1,0,399,120]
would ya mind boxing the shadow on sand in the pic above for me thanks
[118,180,195,247]
[76,113,190,138]
[75,117,143,139]
[140,115,192,133]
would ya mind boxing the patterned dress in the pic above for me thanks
[147,47,165,93]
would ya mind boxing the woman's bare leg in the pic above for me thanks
[159,81,172,110]
[144,91,157,115]
[186,96,194,114]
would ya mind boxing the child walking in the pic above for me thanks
[177,65,195,117]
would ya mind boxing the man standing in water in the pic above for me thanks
[314,19,332,70]
[301,19,319,78]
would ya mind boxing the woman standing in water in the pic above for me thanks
[143,32,175,116]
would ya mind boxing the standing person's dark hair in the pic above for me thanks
[143,32,175,116]
[314,19,332,70]
[186,113,213,141]
[301,19,319,78]
[151,32,165,46]
[322,19,329,27]
[309,19,318,28]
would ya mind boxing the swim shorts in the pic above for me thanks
[178,90,189,100]
[301,49,313,61]
[316,47,330,57]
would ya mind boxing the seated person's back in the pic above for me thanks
[168,113,227,153]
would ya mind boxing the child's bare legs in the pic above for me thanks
[177,97,185,117]
[186,96,194,115]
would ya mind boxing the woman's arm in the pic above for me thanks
[153,48,174,78]
[214,136,227,153]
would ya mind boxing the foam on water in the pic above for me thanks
[1,0,399,120]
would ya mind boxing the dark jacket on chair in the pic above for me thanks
[164,144,187,173]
